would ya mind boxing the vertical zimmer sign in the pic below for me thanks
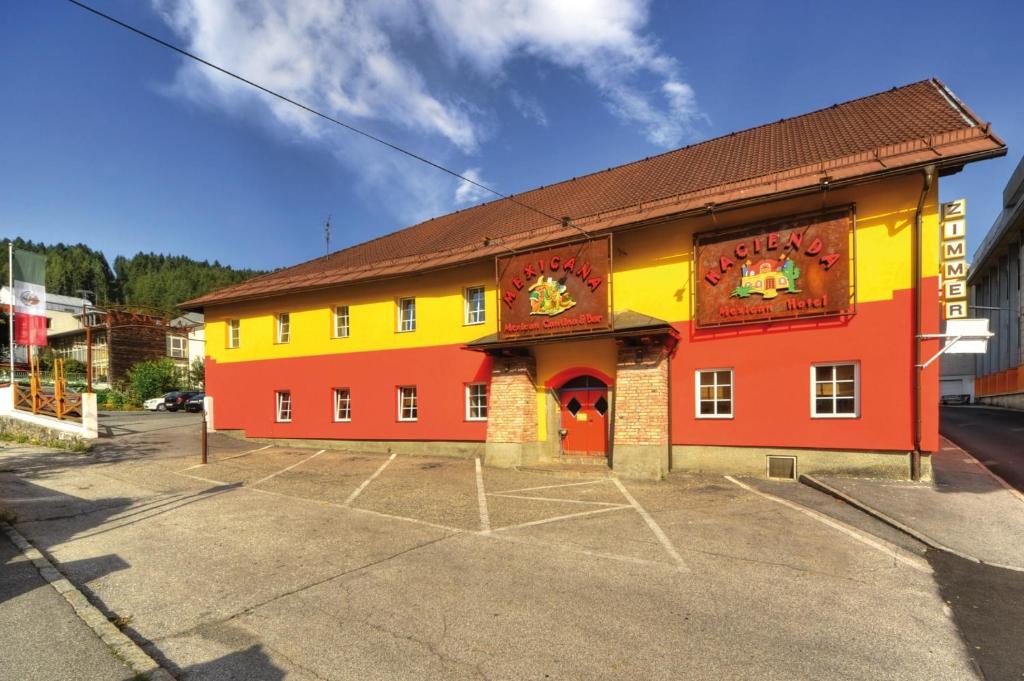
[940,199,968,319]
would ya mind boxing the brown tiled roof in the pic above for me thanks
[183,78,1004,309]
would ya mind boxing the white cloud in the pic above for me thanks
[453,168,493,206]
[509,90,548,126]
[152,0,702,224]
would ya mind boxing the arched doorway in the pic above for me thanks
[558,375,609,457]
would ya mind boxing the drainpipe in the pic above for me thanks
[911,165,936,481]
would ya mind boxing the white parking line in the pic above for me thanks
[613,478,689,572]
[475,458,491,533]
[724,475,931,574]
[342,452,397,507]
[491,505,630,532]
[493,480,606,495]
[179,444,273,471]
[251,449,326,487]
[487,492,629,508]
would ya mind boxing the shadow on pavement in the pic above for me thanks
[927,549,1024,681]
[176,644,285,681]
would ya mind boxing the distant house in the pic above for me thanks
[47,309,204,387]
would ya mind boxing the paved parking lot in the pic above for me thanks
[0,412,983,680]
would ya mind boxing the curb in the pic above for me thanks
[939,433,1024,506]
[798,474,1024,573]
[0,522,176,680]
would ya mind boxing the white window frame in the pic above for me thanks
[465,383,488,421]
[810,362,860,419]
[276,312,291,344]
[397,385,418,421]
[167,334,187,359]
[333,305,350,338]
[275,391,292,422]
[397,298,416,332]
[464,286,486,326]
[333,388,351,422]
[695,368,734,419]
[227,319,240,349]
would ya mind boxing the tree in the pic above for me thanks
[127,359,181,402]
[188,357,205,389]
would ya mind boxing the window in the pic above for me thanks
[398,386,418,421]
[696,369,733,418]
[466,383,487,420]
[276,313,290,343]
[227,319,240,348]
[397,298,416,332]
[167,335,186,358]
[812,363,859,418]
[464,286,486,325]
[276,391,292,422]
[334,388,351,422]
[333,305,350,338]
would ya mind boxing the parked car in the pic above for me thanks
[185,392,206,413]
[940,394,971,405]
[164,391,198,412]
[143,393,171,411]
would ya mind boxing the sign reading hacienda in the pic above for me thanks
[497,237,611,340]
[694,209,854,327]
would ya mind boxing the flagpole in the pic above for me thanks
[8,242,14,384]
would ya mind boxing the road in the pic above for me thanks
[0,410,982,680]
[941,405,1024,492]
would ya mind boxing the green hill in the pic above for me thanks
[2,238,263,311]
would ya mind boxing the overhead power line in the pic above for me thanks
[62,0,590,237]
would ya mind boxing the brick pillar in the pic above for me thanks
[612,341,670,479]
[484,354,538,468]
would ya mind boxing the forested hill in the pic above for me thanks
[3,238,264,310]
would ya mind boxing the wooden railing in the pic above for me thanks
[12,357,82,422]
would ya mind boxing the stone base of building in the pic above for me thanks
[976,392,1024,410]
[610,444,668,480]
[672,445,931,481]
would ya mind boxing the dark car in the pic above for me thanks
[940,394,971,405]
[165,391,198,412]
[185,393,206,413]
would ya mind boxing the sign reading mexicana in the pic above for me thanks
[695,209,854,327]
[497,237,611,340]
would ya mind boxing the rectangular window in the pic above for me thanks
[276,313,290,343]
[466,383,488,420]
[227,319,240,348]
[276,391,292,422]
[334,388,351,422]
[397,298,416,332]
[398,386,418,421]
[333,305,350,338]
[464,286,486,325]
[811,363,859,418]
[167,335,186,358]
[696,369,733,418]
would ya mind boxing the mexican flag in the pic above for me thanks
[12,248,47,347]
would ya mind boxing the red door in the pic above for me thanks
[560,387,609,456]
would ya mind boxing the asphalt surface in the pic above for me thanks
[941,405,1024,492]
[3,409,1022,679]
[0,531,134,681]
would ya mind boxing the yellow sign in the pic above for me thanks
[940,199,968,320]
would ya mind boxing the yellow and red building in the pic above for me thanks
[183,79,1005,479]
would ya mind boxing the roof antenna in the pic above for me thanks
[324,214,332,258]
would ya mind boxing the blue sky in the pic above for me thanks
[2,1,1021,271]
